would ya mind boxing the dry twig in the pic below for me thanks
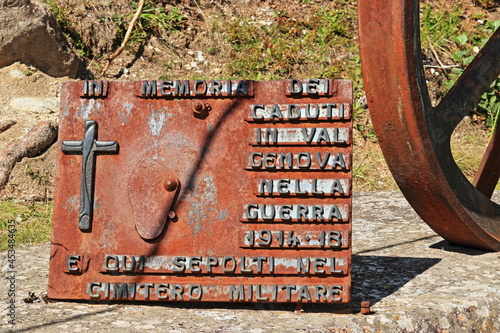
[427,36,449,74]
[101,0,146,76]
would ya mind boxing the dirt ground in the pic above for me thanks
[0,63,63,200]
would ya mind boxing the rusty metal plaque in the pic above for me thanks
[48,79,353,304]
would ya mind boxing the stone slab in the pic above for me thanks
[1,191,499,332]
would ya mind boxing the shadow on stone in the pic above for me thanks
[39,256,441,315]
[352,255,441,307]
[354,235,439,255]
[429,240,490,256]
[10,308,115,333]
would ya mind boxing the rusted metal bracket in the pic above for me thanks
[128,158,180,240]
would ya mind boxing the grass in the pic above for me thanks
[222,2,366,135]
[0,200,53,251]
[446,19,500,131]
[420,3,463,51]
[223,3,359,80]
[421,1,500,131]
[43,0,89,57]
[475,0,499,7]
[114,2,185,45]
[450,122,491,182]
[43,0,497,134]
[353,144,399,192]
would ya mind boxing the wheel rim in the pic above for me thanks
[359,0,500,250]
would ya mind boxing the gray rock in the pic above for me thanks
[9,96,58,113]
[0,0,80,77]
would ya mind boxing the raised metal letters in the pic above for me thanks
[82,80,107,97]
[254,127,350,145]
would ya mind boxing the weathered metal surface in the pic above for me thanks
[359,0,500,250]
[473,124,500,198]
[48,79,353,303]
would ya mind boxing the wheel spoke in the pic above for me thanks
[359,0,500,250]
[435,28,500,135]
[473,122,500,198]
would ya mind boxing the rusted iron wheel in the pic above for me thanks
[359,0,500,250]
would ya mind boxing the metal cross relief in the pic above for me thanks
[62,120,118,232]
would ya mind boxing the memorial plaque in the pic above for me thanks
[48,79,353,303]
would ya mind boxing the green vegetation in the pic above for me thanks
[412,3,497,131]
[44,0,185,60]
[224,5,357,80]
[421,2,500,132]
[114,2,185,45]
[480,79,500,132]
[23,66,39,77]
[43,0,89,57]
[0,200,52,251]
[42,0,498,134]
[476,0,499,8]
[25,164,50,186]
[420,2,499,182]
[420,3,463,51]
[222,2,368,132]
[446,19,500,131]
